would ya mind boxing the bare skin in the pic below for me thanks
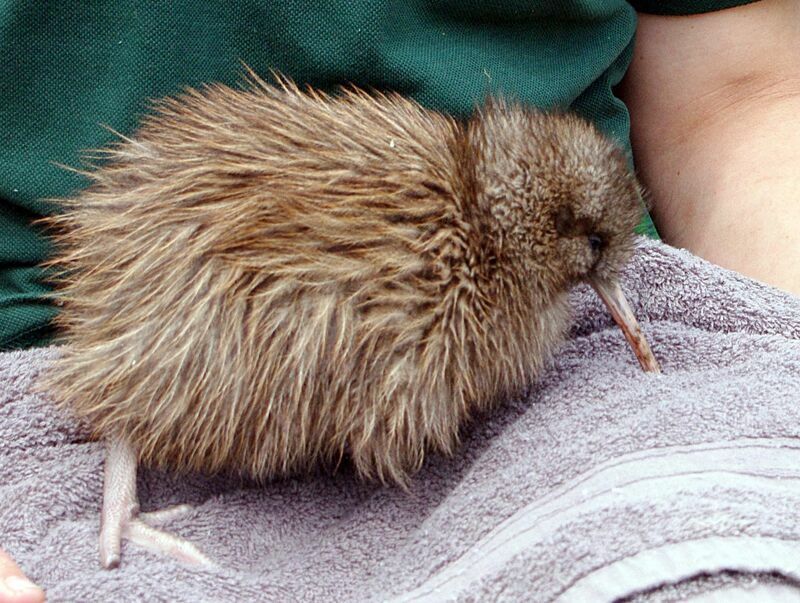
[0,550,44,603]
[618,0,800,296]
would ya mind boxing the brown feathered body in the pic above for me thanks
[42,74,641,485]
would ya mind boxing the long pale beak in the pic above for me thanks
[590,277,661,373]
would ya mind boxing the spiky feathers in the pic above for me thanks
[41,73,641,485]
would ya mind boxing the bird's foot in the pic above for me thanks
[101,503,214,569]
[99,437,214,569]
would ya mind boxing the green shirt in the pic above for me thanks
[0,0,757,350]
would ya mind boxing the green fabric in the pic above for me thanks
[630,0,758,15]
[0,0,746,350]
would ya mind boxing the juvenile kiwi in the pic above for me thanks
[39,70,658,567]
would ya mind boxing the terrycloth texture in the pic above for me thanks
[1,238,799,602]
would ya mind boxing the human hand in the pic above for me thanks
[0,549,44,603]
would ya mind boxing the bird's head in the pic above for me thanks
[466,100,642,291]
[464,100,659,372]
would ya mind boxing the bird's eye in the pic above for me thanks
[588,233,604,253]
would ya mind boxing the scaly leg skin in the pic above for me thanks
[98,437,215,569]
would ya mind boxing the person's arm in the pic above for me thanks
[618,0,800,295]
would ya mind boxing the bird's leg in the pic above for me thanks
[99,436,137,568]
[99,436,214,569]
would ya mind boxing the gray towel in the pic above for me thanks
[2,238,799,602]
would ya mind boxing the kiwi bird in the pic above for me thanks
[40,70,659,568]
